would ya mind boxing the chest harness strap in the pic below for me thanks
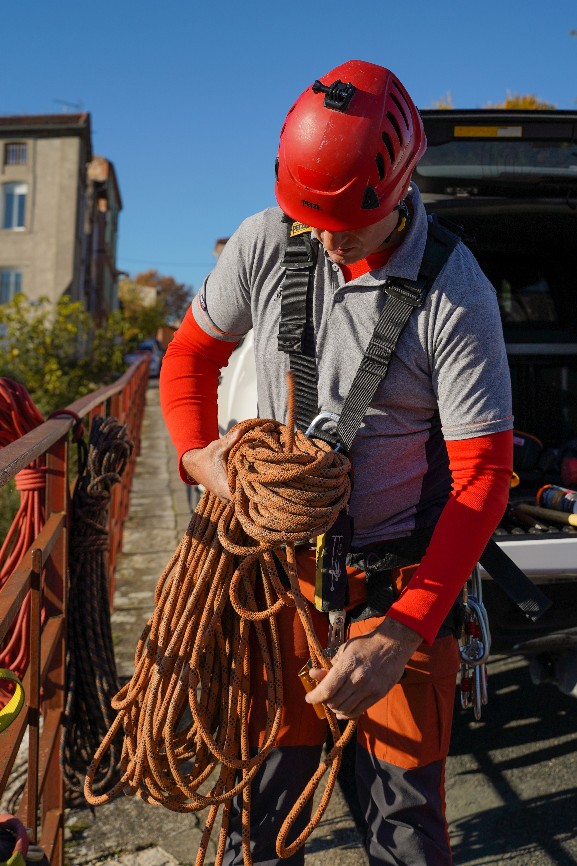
[277,219,320,433]
[277,214,552,630]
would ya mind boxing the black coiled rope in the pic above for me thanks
[61,415,133,806]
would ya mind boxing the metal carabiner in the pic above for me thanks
[305,412,343,452]
[463,597,491,665]
[327,609,346,657]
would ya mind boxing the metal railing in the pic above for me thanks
[0,356,149,865]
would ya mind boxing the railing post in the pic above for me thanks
[22,548,42,842]
[40,437,68,866]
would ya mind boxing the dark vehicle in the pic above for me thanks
[416,109,577,695]
[124,338,165,377]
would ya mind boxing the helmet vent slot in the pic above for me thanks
[361,186,379,210]
[401,149,416,177]
[386,111,403,146]
[381,132,395,164]
[376,152,385,181]
[390,93,409,129]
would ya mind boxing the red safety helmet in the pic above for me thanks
[275,60,426,231]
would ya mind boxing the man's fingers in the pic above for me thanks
[305,666,346,705]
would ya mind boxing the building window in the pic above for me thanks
[2,182,27,229]
[4,142,27,166]
[0,269,22,304]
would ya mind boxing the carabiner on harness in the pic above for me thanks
[459,564,492,720]
[305,411,344,453]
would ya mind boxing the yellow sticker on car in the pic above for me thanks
[454,125,523,138]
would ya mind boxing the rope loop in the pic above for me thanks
[14,467,46,492]
[46,407,85,442]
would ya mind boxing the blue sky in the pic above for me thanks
[2,1,576,293]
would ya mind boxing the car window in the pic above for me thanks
[416,114,577,197]
[417,140,577,180]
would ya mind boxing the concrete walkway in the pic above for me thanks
[64,382,367,866]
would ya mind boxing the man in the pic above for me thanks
[160,60,513,866]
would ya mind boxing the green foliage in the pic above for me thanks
[119,270,192,335]
[118,279,167,349]
[0,481,19,545]
[0,294,128,415]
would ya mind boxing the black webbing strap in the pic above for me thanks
[336,218,460,451]
[479,538,552,621]
[277,224,319,431]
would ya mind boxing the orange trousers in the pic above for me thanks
[234,548,461,865]
[247,546,460,769]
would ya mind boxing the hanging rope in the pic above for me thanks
[61,415,133,807]
[0,379,46,690]
[85,376,356,865]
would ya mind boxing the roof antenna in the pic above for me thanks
[53,98,83,113]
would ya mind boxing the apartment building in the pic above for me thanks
[0,113,122,322]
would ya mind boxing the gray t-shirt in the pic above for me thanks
[192,185,513,546]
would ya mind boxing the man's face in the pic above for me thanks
[313,210,399,265]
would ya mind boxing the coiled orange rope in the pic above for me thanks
[0,379,46,682]
[85,380,357,865]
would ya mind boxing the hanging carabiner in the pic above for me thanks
[305,412,343,452]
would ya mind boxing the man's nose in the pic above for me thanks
[321,231,347,250]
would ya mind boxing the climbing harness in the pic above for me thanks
[278,213,461,450]
[86,379,354,866]
[277,214,552,714]
[278,213,461,634]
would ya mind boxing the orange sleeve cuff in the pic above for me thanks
[387,429,513,643]
[159,308,238,482]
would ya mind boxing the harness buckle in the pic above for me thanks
[384,279,425,307]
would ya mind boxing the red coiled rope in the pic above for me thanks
[0,379,46,686]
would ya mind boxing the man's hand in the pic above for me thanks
[306,617,423,720]
[181,427,243,502]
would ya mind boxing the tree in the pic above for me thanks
[132,270,192,326]
[485,92,556,110]
[431,91,556,111]
[0,294,127,415]
[431,91,454,110]
[118,278,167,347]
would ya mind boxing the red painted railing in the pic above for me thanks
[0,357,149,866]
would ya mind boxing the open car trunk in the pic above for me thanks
[418,110,577,646]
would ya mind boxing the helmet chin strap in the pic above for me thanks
[382,200,411,245]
